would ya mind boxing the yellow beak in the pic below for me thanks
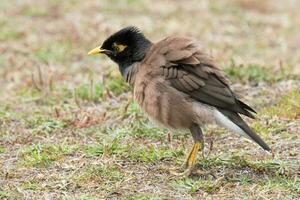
[88,47,108,55]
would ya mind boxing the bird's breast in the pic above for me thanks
[133,75,195,129]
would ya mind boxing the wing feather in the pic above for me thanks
[151,37,256,118]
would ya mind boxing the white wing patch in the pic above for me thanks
[214,110,250,139]
[193,102,250,139]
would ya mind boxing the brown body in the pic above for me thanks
[134,64,195,129]
[126,36,270,151]
[130,37,229,129]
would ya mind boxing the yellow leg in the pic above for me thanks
[170,141,203,176]
[170,123,204,176]
[185,142,201,167]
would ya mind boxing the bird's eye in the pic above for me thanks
[114,45,120,52]
[113,43,127,53]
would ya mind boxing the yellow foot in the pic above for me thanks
[169,141,204,177]
[169,166,193,177]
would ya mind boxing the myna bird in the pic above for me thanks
[88,26,271,175]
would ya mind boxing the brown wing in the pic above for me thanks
[145,37,256,118]
[141,37,272,151]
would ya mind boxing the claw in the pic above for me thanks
[170,167,193,177]
[169,141,203,177]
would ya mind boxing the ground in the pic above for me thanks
[0,0,300,199]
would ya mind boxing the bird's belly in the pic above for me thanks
[134,80,195,129]
[192,102,218,125]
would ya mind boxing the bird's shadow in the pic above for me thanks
[169,155,299,194]
[190,155,292,181]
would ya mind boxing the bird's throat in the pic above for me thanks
[120,62,137,85]
[119,40,152,85]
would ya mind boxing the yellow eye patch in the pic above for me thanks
[113,43,127,52]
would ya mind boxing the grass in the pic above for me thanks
[1,0,300,199]
[75,164,125,183]
[84,126,183,163]
[263,90,300,120]
[19,142,76,167]
[0,29,23,41]
[124,195,168,200]
[171,178,220,194]
[105,69,132,95]
[25,115,66,135]
[75,82,104,102]
[32,41,73,62]
[0,146,5,153]
[224,61,297,83]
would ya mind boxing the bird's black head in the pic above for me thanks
[88,26,151,73]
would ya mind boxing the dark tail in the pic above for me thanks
[236,100,257,119]
[218,109,271,151]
